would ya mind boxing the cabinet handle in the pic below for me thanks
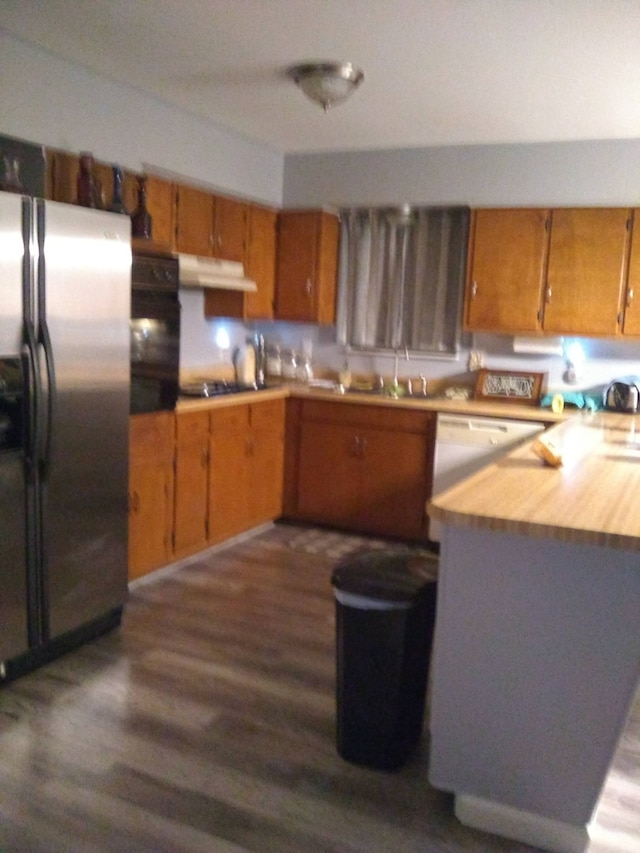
[627,288,635,308]
[471,280,478,299]
[305,278,312,296]
[545,287,553,304]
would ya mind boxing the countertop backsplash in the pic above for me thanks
[178,286,640,401]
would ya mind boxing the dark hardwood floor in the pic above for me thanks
[0,523,638,852]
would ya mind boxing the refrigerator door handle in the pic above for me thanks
[38,321,56,476]
[21,198,41,476]
[35,201,56,476]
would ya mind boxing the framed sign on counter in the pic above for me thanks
[474,369,545,406]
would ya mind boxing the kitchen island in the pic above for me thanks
[427,411,640,853]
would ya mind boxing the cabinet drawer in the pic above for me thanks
[301,400,433,433]
[250,398,285,430]
[130,412,174,459]
[176,410,209,443]
[210,403,250,433]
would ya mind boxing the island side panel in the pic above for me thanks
[428,525,640,828]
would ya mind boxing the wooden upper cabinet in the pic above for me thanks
[244,204,277,320]
[203,202,277,322]
[143,174,176,250]
[46,150,176,249]
[46,149,79,204]
[543,208,632,336]
[275,210,340,324]
[46,148,137,211]
[175,184,215,256]
[213,194,247,262]
[464,208,550,334]
[622,211,640,335]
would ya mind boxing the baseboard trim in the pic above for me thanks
[455,794,591,853]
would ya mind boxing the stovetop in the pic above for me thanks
[179,380,265,398]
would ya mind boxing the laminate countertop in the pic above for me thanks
[176,382,566,423]
[428,410,640,551]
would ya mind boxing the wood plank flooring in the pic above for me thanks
[0,522,638,852]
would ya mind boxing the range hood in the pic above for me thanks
[178,254,257,292]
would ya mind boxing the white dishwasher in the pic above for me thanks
[429,413,545,542]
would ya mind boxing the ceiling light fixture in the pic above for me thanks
[286,61,364,112]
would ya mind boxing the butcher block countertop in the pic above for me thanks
[428,410,640,551]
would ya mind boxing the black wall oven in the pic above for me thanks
[130,252,180,415]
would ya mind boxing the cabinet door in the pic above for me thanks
[174,410,209,557]
[275,210,339,324]
[247,399,285,525]
[623,211,640,335]
[297,421,361,527]
[245,205,277,320]
[543,208,631,335]
[213,195,247,262]
[359,428,431,540]
[175,184,214,256]
[465,208,549,333]
[145,175,176,250]
[128,412,174,580]
[208,405,250,544]
[46,149,81,204]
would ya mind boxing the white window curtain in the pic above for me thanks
[336,206,470,354]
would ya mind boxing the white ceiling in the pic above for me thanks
[2,0,640,154]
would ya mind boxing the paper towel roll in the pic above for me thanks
[512,336,564,356]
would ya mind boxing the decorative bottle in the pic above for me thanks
[109,165,128,214]
[0,155,24,194]
[131,175,153,239]
[77,152,100,208]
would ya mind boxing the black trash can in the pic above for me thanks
[331,549,438,771]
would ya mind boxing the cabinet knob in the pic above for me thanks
[471,280,478,299]
[627,288,635,308]
[305,278,312,296]
[546,287,553,303]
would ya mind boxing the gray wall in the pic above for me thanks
[5,29,640,389]
[0,31,283,206]
[283,139,640,209]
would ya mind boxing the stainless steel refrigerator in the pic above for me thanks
[0,190,131,681]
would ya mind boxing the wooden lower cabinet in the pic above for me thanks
[208,398,285,544]
[293,401,436,541]
[173,410,210,558]
[132,397,432,579]
[128,412,175,580]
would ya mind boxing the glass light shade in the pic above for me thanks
[287,62,364,111]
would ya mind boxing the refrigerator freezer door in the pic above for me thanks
[0,446,28,662]
[38,201,131,641]
[0,194,29,662]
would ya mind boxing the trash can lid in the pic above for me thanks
[331,549,438,604]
